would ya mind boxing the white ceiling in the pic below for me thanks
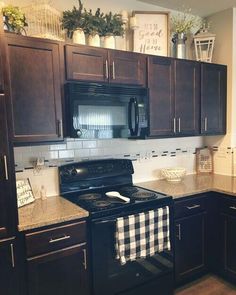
[137,0,236,16]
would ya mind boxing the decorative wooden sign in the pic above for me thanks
[132,11,169,56]
[196,148,214,174]
[16,178,35,208]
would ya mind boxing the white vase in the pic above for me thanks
[72,29,86,45]
[103,35,115,49]
[88,33,100,47]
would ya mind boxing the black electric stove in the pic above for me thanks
[59,158,172,219]
[59,159,174,295]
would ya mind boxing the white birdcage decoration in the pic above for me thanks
[22,0,65,41]
[193,28,216,63]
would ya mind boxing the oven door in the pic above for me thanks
[90,213,174,295]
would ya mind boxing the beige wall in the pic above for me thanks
[204,8,236,175]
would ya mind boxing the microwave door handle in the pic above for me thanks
[128,97,135,136]
[134,97,139,136]
[128,97,139,136]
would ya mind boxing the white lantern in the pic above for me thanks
[193,30,216,63]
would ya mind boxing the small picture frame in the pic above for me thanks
[196,148,214,174]
[16,178,35,208]
[132,11,170,56]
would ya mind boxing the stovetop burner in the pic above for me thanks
[131,191,157,200]
[92,200,112,209]
[79,193,102,201]
[119,186,139,195]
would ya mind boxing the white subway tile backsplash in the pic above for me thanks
[74,149,90,158]
[50,144,67,151]
[89,148,104,157]
[41,151,59,160]
[66,141,83,149]
[58,150,75,159]
[30,145,49,152]
[82,140,97,149]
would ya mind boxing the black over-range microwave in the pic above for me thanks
[66,82,149,139]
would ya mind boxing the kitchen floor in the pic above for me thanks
[175,275,236,295]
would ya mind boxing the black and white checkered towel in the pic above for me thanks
[115,206,171,265]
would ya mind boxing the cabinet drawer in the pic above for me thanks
[174,196,206,219]
[25,221,86,257]
[220,198,236,216]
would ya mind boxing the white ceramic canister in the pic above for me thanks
[103,34,115,49]
[72,28,86,45]
[88,33,100,47]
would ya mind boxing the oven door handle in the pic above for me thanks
[128,97,139,136]
[94,219,117,226]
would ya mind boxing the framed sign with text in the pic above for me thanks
[196,148,214,174]
[132,11,169,56]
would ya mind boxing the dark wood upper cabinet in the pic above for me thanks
[0,237,19,295]
[0,94,17,239]
[201,63,227,135]
[148,56,175,137]
[148,57,200,137]
[174,60,200,136]
[108,50,146,85]
[65,44,146,86]
[5,34,63,143]
[65,44,108,82]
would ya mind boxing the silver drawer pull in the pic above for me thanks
[204,117,208,132]
[112,61,116,79]
[105,60,109,79]
[176,224,181,240]
[3,155,9,180]
[83,248,87,270]
[173,118,176,133]
[10,243,15,268]
[229,206,236,210]
[49,235,71,243]
[186,204,201,210]
[178,118,181,133]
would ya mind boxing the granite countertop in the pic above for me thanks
[138,174,236,199]
[18,195,89,232]
[18,174,236,231]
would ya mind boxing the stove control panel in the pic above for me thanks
[59,159,134,183]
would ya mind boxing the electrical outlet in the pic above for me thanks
[36,157,45,166]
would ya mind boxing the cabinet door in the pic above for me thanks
[148,56,175,137]
[201,63,227,135]
[27,244,89,295]
[6,35,63,143]
[0,238,19,295]
[175,60,200,136]
[109,50,146,86]
[221,214,236,282]
[65,44,108,82]
[175,213,206,284]
[0,94,17,238]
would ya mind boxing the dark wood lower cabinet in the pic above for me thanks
[0,237,19,295]
[27,243,89,295]
[175,213,206,284]
[219,212,236,284]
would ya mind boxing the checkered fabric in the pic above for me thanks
[115,206,171,265]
